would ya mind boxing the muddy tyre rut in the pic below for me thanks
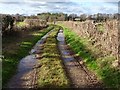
[58,30,103,88]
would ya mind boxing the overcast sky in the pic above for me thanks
[0,0,119,15]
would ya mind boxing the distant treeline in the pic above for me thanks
[2,12,119,23]
[36,12,119,22]
[1,12,119,33]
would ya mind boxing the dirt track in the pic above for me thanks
[7,28,103,89]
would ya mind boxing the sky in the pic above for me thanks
[0,0,119,15]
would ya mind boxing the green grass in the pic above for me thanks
[2,25,54,87]
[96,23,104,32]
[16,22,27,27]
[59,25,120,89]
[37,26,70,88]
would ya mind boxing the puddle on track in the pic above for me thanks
[18,55,36,73]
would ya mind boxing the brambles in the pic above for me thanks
[24,19,47,27]
[58,20,118,60]
[2,15,48,36]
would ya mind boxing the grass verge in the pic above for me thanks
[2,25,54,87]
[60,25,120,89]
[37,25,70,88]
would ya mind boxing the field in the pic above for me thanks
[2,13,119,89]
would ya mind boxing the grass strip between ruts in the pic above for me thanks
[37,25,70,88]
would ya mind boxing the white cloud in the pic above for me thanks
[71,0,119,2]
[25,0,120,2]
[0,0,118,15]
[26,0,70,2]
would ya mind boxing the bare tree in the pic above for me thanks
[80,14,87,21]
